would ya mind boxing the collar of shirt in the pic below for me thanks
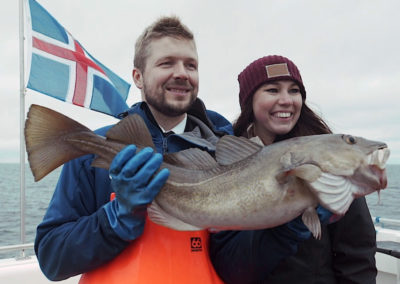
[159,114,187,135]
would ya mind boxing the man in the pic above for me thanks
[35,16,324,283]
[35,16,232,283]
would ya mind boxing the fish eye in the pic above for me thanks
[343,135,357,145]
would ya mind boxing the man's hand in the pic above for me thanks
[103,145,169,240]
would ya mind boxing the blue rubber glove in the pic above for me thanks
[103,145,170,241]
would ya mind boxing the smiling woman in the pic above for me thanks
[210,55,379,284]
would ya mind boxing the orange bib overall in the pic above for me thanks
[80,200,224,284]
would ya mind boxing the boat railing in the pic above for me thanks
[0,243,34,259]
[373,216,400,228]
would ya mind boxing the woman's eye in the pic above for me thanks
[289,88,300,94]
[265,88,278,93]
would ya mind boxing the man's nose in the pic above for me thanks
[173,62,189,79]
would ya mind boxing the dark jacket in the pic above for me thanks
[34,99,233,281]
[210,197,377,284]
[264,197,376,284]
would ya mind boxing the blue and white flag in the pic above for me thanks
[25,0,130,117]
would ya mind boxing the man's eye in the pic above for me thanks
[187,63,197,70]
[160,61,172,66]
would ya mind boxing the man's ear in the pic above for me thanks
[132,68,143,89]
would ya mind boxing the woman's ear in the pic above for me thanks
[132,68,143,89]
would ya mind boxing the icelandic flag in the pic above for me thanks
[25,0,130,117]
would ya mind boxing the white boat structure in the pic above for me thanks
[0,217,399,284]
[375,218,400,284]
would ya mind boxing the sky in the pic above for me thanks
[1,0,400,165]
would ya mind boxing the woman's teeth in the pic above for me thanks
[275,112,291,118]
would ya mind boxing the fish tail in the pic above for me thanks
[25,104,91,181]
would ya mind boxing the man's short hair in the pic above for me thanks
[134,16,195,71]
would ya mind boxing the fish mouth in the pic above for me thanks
[368,147,390,189]
[309,147,390,215]
[367,146,390,169]
[351,147,390,195]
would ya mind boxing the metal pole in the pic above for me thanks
[18,0,27,259]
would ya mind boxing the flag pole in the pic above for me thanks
[18,0,27,259]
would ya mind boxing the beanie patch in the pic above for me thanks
[265,63,290,78]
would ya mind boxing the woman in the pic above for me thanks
[210,55,377,284]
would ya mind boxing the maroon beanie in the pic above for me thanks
[238,55,306,109]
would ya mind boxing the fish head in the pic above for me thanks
[277,134,390,214]
[316,134,389,191]
[291,134,389,182]
[343,135,389,195]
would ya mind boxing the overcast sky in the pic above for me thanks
[1,0,399,165]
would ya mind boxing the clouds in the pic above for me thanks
[1,0,399,164]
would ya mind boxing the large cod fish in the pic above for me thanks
[25,104,390,239]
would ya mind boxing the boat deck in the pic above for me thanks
[0,256,79,283]
[1,225,399,283]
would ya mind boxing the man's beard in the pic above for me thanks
[143,80,197,117]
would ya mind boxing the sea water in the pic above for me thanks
[0,164,60,259]
[0,163,399,259]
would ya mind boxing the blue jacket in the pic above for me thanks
[34,99,232,280]
[34,99,311,281]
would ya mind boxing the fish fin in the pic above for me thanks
[292,164,322,182]
[106,114,155,149]
[216,135,262,165]
[276,164,322,184]
[25,105,90,181]
[148,201,203,231]
[164,148,218,170]
[249,136,264,145]
[309,173,355,215]
[301,207,322,240]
